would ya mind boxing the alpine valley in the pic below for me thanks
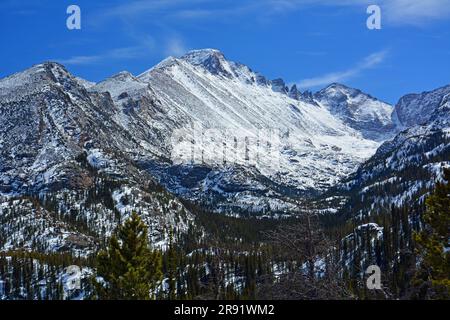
[0,49,449,300]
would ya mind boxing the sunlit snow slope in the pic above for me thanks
[129,50,396,206]
[1,49,399,214]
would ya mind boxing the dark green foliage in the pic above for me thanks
[2,167,449,301]
[0,250,92,300]
[412,169,450,299]
[93,212,162,300]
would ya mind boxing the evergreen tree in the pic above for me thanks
[94,212,163,300]
[412,168,450,299]
[166,229,178,300]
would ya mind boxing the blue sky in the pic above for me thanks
[1,0,450,104]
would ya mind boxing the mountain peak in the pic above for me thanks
[15,61,70,78]
[271,78,288,94]
[394,84,450,127]
[317,83,387,104]
[181,48,224,61]
[141,56,179,74]
[138,49,267,87]
[180,48,233,77]
[110,71,137,81]
[93,70,148,101]
[315,83,395,141]
[0,61,77,97]
[322,83,357,94]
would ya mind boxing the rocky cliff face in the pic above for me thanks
[1,49,448,218]
[314,83,396,141]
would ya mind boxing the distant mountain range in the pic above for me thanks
[0,48,449,253]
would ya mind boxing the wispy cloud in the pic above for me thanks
[261,0,450,25]
[82,0,449,64]
[97,0,450,26]
[296,50,388,89]
[57,55,101,66]
[56,45,152,66]
[164,36,189,57]
[96,0,263,24]
[382,0,450,25]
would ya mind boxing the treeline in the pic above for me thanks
[0,250,94,300]
[1,169,448,300]
[89,168,448,300]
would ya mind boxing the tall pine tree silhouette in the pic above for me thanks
[94,212,162,300]
[412,168,450,299]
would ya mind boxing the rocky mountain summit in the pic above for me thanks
[0,49,448,218]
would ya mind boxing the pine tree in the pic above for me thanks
[412,168,450,299]
[166,229,178,300]
[94,212,163,300]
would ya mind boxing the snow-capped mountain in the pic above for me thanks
[110,49,394,212]
[1,49,449,299]
[0,62,194,254]
[0,62,164,193]
[1,48,448,219]
[393,84,450,129]
[334,87,450,220]
[314,83,396,141]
